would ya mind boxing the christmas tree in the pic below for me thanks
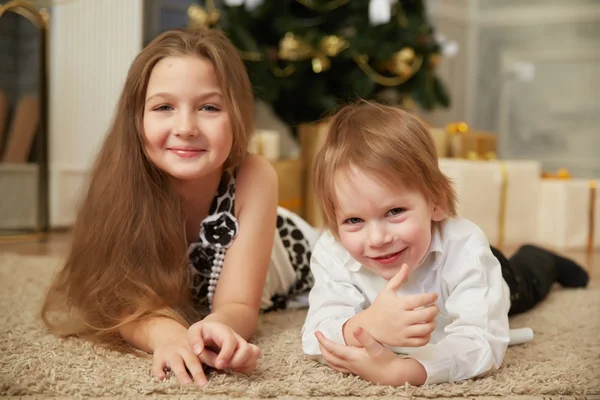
[189,0,450,128]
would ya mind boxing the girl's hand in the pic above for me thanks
[316,328,416,386]
[188,321,261,373]
[151,328,208,387]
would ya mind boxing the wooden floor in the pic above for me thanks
[1,231,598,283]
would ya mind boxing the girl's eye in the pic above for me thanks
[388,207,406,216]
[345,217,363,225]
[200,104,220,112]
[154,105,173,111]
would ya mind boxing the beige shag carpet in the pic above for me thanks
[1,253,599,400]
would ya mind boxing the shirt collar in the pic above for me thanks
[342,224,445,273]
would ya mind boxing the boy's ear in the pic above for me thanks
[431,202,445,222]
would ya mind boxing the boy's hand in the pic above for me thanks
[348,264,439,347]
[316,328,425,386]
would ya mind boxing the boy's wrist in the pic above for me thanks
[343,308,378,346]
[358,307,382,341]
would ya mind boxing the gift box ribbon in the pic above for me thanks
[497,162,508,250]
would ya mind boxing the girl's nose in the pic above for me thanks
[174,112,197,137]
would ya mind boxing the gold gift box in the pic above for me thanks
[270,158,304,216]
[298,120,330,228]
[430,122,498,160]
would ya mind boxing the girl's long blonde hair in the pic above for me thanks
[41,28,254,351]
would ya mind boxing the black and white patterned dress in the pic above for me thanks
[188,169,315,313]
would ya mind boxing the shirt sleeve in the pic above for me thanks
[407,246,510,384]
[301,236,368,355]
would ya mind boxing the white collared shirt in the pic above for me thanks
[302,217,527,384]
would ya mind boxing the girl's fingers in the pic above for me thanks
[198,348,219,368]
[181,351,207,387]
[151,357,167,380]
[214,333,238,369]
[188,322,205,355]
[168,357,192,385]
[228,341,253,369]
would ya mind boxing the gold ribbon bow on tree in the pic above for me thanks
[187,1,220,29]
[277,32,349,74]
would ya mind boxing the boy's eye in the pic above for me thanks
[388,207,406,216]
[345,217,363,225]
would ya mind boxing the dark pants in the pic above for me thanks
[491,245,557,316]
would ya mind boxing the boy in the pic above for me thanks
[301,101,589,385]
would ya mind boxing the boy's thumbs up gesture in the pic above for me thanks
[343,264,439,348]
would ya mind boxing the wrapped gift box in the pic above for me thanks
[537,178,599,251]
[299,120,330,228]
[448,132,498,160]
[270,158,304,216]
[429,127,498,160]
[429,128,449,158]
[250,129,305,217]
[438,158,541,248]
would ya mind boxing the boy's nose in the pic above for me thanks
[366,222,393,248]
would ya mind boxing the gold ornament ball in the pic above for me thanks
[395,62,414,78]
[312,55,331,73]
[395,47,415,63]
[429,53,441,68]
[457,122,469,133]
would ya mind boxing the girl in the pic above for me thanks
[42,28,316,387]
[301,100,589,385]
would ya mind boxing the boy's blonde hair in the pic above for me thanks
[313,100,457,237]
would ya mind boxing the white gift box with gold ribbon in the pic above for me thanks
[537,176,599,251]
[438,158,541,248]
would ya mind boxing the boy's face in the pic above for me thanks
[334,167,445,280]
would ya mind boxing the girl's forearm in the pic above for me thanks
[119,316,187,353]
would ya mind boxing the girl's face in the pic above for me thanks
[143,55,232,182]
[335,167,445,280]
